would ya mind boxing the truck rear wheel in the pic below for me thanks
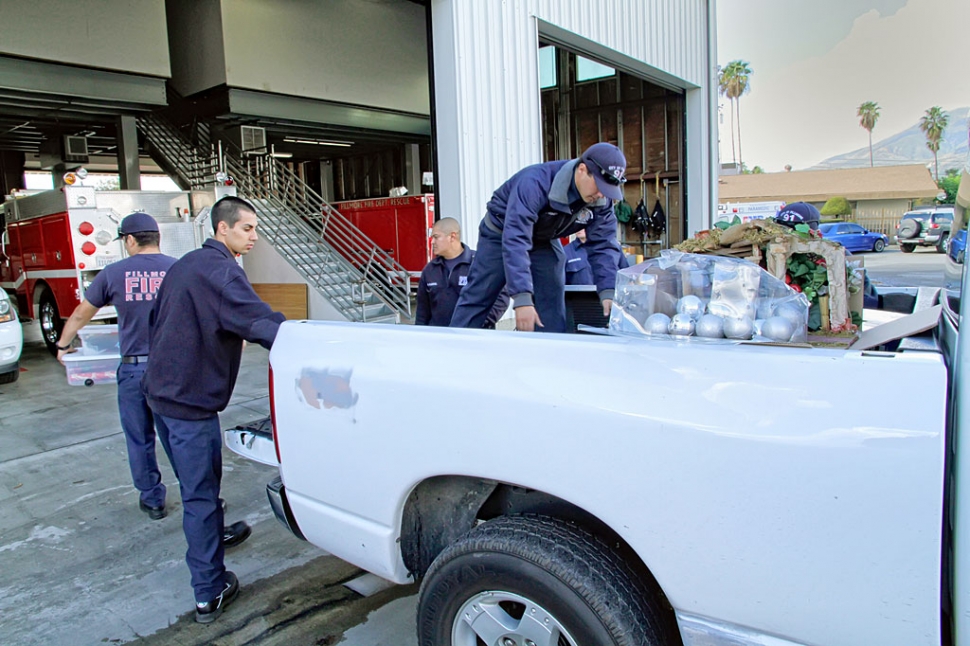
[39,288,64,357]
[417,515,674,646]
[900,243,915,253]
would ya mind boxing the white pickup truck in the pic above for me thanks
[228,166,970,646]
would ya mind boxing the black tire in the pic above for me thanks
[897,219,921,240]
[39,288,64,357]
[0,366,18,384]
[417,515,675,646]
[900,243,915,253]
[937,235,949,254]
[872,238,886,253]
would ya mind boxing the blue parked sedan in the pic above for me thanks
[948,228,966,264]
[819,222,889,253]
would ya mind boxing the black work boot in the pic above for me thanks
[195,571,239,624]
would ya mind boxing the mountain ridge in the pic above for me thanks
[810,106,969,172]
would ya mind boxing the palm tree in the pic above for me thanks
[919,106,949,181]
[720,60,752,170]
[717,66,736,166]
[856,101,880,167]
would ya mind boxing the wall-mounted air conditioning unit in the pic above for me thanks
[240,126,267,153]
[63,135,89,162]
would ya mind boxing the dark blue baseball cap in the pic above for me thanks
[115,212,159,240]
[581,143,627,200]
[775,202,821,230]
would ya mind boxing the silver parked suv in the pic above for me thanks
[895,206,954,253]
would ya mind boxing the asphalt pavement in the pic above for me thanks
[0,323,418,645]
[860,244,947,288]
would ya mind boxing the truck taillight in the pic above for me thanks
[78,221,94,235]
[269,363,281,464]
[80,242,96,255]
[930,222,939,229]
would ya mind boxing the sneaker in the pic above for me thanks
[138,500,166,520]
[195,571,239,624]
[223,521,252,549]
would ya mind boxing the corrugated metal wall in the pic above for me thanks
[431,0,716,247]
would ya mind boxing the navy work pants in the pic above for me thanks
[450,220,566,332]
[154,413,227,603]
[116,363,170,508]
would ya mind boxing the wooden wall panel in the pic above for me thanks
[252,283,308,321]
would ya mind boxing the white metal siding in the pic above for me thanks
[432,0,716,247]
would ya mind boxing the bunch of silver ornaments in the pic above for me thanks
[723,315,754,340]
[695,313,725,338]
[644,312,672,335]
[676,295,705,321]
[760,315,796,342]
[668,313,696,336]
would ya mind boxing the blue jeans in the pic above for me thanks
[153,413,227,603]
[450,220,566,332]
[116,363,170,508]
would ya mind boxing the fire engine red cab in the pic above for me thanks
[0,187,205,354]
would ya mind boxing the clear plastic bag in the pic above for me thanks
[608,250,810,343]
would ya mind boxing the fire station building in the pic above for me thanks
[0,0,717,322]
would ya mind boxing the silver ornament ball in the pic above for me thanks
[773,302,807,330]
[761,316,796,342]
[668,313,696,336]
[644,313,671,335]
[723,315,754,340]
[695,314,724,338]
[676,294,705,320]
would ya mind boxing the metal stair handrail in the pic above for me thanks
[219,146,411,320]
[136,113,217,191]
[135,111,411,321]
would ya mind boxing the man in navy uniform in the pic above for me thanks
[143,196,285,624]
[564,228,630,285]
[450,142,626,332]
[416,217,508,327]
[56,212,176,520]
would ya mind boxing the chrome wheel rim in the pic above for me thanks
[40,301,57,344]
[452,590,577,646]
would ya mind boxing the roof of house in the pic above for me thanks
[717,164,940,202]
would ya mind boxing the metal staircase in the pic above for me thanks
[136,112,411,323]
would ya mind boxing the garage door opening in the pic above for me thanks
[538,44,686,257]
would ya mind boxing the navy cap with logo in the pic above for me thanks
[580,143,627,201]
[115,212,159,240]
[774,202,821,230]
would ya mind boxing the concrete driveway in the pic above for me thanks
[0,325,417,645]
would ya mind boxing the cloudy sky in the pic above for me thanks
[716,0,970,172]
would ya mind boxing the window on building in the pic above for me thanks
[539,46,557,89]
[576,56,615,82]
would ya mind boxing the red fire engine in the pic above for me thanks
[0,186,205,354]
[332,194,435,281]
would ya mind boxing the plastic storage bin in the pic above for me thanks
[63,325,121,386]
[76,324,120,354]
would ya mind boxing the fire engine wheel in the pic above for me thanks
[39,288,64,357]
[417,514,675,646]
